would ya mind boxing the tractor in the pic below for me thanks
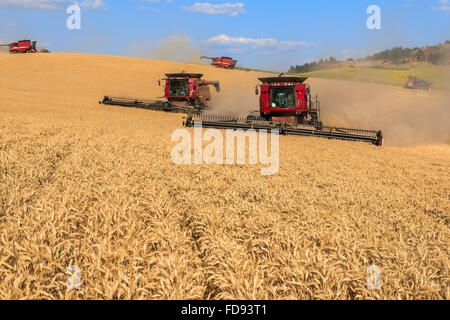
[404,76,432,91]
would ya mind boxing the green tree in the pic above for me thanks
[413,49,425,61]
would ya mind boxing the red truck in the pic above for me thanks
[201,56,237,69]
[0,40,37,53]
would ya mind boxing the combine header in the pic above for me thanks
[183,75,384,146]
[184,115,383,146]
[201,56,237,69]
[100,72,220,114]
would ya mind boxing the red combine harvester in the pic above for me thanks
[0,40,37,53]
[201,56,237,69]
[100,72,220,114]
[247,75,322,127]
[184,74,384,146]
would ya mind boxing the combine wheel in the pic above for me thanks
[310,112,321,127]
[295,113,306,124]
[314,122,324,130]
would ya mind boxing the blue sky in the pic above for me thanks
[0,0,449,70]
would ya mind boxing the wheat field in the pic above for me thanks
[0,53,448,299]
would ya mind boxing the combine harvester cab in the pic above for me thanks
[184,75,384,146]
[100,72,220,114]
[248,75,322,128]
[163,73,220,109]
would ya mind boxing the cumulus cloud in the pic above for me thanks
[0,0,105,10]
[79,0,105,10]
[203,34,316,50]
[138,0,171,12]
[433,0,450,11]
[185,2,245,16]
[140,0,172,3]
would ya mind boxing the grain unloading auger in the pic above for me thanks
[99,72,220,114]
[183,75,383,146]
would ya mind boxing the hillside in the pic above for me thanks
[299,66,449,91]
[288,42,450,90]
[0,53,448,299]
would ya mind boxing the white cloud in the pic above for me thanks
[140,0,172,3]
[0,0,66,9]
[79,0,105,10]
[433,0,450,11]
[223,47,247,54]
[185,2,245,16]
[0,0,105,10]
[138,0,171,11]
[203,34,316,50]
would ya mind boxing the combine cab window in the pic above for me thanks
[169,79,189,97]
[270,87,296,108]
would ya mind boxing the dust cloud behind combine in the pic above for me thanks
[208,83,260,117]
[0,40,8,54]
[308,78,450,146]
[150,35,203,64]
